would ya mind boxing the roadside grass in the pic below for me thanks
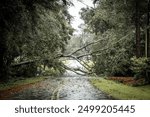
[90,78,150,100]
[0,77,47,91]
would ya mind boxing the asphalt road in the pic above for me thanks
[11,60,111,100]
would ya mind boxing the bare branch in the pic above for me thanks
[61,64,91,76]
[70,37,104,55]
[77,0,94,9]
[76,48,108,58]
[11,59,37,67]
[69,55,91,71]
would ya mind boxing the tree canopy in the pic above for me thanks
[0,0,73,80]
[0,0,150,83]
[80,0,150,81]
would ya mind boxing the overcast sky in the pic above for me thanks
[68,0,93,34]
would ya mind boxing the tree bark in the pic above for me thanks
[146,0,150,57]
[0,16,8,81]
[145,0,150,83]
[135,1,141,57]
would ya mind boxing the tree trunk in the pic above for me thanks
[135,1,141,58]
[145,0,150,83]
[0,37,8,81]
[146,0,150,57]
[0,17,8,81]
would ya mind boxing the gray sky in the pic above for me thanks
[68,0,93,34]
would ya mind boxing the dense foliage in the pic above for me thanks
[80,0,150,81]
[131,57,149,79]
[0,0,73,80]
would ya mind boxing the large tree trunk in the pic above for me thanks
[145,0,150,83]
[146,0,150,57]
[135,1,141,58]
[0,35,8,81]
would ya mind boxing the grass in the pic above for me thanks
[0,77,47,91]
[90,78,150,100]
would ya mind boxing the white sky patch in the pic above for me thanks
[68,0,93,34]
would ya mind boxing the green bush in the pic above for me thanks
[93,54,133,77]
[130,57,149,79]
[111,59,133,77]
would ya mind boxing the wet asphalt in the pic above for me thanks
[10,60,112,100]
[11,73,111,100]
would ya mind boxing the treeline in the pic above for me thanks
[0,0,73,81]
[80,0,150,82]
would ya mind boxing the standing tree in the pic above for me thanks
[79,0,149,78]
[0,0,73,80]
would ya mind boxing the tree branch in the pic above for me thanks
[61,64,90,76]
[70,37,104,55]
[76,32,132,58]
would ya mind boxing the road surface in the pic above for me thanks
[11,60,112,100]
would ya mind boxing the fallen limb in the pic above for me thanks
[61,64,93,76]
[70,37,104,55]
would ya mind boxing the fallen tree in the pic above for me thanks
[11,32,132,76]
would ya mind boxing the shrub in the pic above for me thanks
[130,57,149,79]
[93,55,133,77]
